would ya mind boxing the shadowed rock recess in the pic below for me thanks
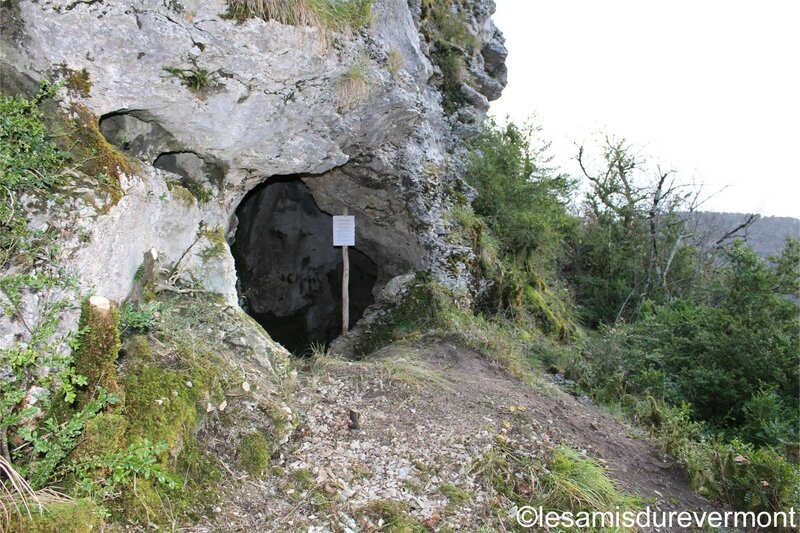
[232,177,377,354]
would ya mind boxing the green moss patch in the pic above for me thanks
[121,366,200,451]
[73,298,122,399]
[238,431,271,476]
[71,412,128,459]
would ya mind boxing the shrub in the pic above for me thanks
[659,406,799,513]
[120,302,159,333]
[465,119,579,337]
[0,85,65,257]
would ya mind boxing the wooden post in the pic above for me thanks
[341,208,350,335]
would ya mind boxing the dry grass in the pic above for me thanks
[338,59,371,109]
[226,0,372,34]
[1,456,40,527]
[387,47,405,78]
[380,357,450,390]
[0,456,73,529]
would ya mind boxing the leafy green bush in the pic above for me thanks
[67,439,178,500]
[120,302,160,333]
[0,85,65,260]
[464,119,578,338]
[17,388,119,489]
[659,405,799,513]
[569,241,799,446]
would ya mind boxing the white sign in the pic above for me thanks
[332,215,355,246]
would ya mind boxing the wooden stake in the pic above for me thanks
[341,208,350,335]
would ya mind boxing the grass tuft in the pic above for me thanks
[338,59,371,109]
[225,0,372,33]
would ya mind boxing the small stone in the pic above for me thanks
[206,402,214,412]
[185,380,193,388]
[242,381,251,392]
[88,295,110,311]
[218,400,228,411]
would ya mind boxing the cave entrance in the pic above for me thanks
[231,176,377,355]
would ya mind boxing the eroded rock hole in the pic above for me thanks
[232,177,377,355]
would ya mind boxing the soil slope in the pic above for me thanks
[208,336,716,532]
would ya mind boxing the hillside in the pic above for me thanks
[689,211,799,258]
[1,0,797,531]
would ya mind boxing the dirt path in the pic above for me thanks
[213,336,717,531]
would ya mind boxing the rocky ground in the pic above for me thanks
[201,336,716,532]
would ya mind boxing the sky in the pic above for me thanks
[489,0,800,218]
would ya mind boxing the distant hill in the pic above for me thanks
[687,211,799,258]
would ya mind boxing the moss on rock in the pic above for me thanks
[239,431,272,477]
[121,366,198,451]
[71,412,128,459]
[238,431,271,476]
[7,498,104,532]
[73,297,122,400]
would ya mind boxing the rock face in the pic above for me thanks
[0,0,506,350]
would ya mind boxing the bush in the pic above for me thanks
[659,406,799,513]
[464,119,579,338]
[569,241,799,446]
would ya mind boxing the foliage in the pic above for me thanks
[474,438,637,531]
[542,446,638,517]
[569,136,703,326]
[0,85,65,260]
[626,242,799,439]
[419,0,478,112]
[17,388,119,490]
[657,405,799,513]
[67,439,178,501]
[0,87,64,222]
[164,66,211,93]
[465,118,578,338]
[354,274,535,377]
[120,301,159,333]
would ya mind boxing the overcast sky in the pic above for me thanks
[489,0,800,218]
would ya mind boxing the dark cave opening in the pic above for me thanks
[231,176,377,355]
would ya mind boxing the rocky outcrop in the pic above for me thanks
[0,0,506,350]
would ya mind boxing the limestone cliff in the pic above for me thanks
[0,0,506,527]
[1,0,506,348]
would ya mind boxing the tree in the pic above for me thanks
[570,135,705,326]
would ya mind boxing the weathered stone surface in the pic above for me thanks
[0,0,506,352]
